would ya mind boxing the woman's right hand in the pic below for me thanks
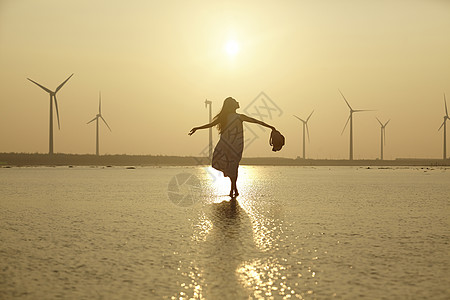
[188,128,197,136]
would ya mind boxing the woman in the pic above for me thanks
[189,97,276,197]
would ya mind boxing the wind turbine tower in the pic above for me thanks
[27,74,74,155]
[438,93,449,160]
[339,90,371,160]
[293,110,314,159]
[376,118,390,160]
[205,99,213,160]
[87,92,111,156]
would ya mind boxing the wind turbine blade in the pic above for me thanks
[444,93,448,117]
[438,121,445,131]
[341,115,351,135]
[87,117,97,124]
[101,116,112,131]
[384,119,391,127]
[353,109,373,113]
[293,115,305,122]
[338,89,352,110]
[27,78,53,94]
[99,92,102,114]
[55,73,74,93]
[306,110,314,122]
[306,124,310,142]
[376,117,383,126]
[54,95,61,130]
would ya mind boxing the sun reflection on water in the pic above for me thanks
[205,167,230,198]
[191,211,213,242]
[234,167,321,298]
[236,167,284,252]
[171,261,206,300]
[237,257,300,299]
[173,166,322,299]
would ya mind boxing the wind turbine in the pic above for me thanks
[339,90,371,160]
[376,118,390,160]
[205,99,213,160]
[438,93,449,160]
[293,110,314,159]
[27,73,74,155]
[87,92,111,156]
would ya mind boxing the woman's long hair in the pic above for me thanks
[213,97,237,133]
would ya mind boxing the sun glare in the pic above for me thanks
[225,40,239,57]
[207,167,230,198]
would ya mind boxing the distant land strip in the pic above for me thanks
[0,153,449,167]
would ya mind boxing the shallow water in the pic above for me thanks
[0,166,449,299]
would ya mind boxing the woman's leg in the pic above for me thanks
[233,168,239,196]
[229,176,236,197]
[229,167,239,197]
[229,175,239,197]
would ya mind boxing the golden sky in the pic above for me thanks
[0,0,449,159]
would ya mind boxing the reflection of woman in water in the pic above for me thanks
[189,97,276,197]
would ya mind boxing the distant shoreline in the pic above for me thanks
[0,153,449,167]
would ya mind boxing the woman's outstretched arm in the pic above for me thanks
[188,119,219,135]
[240,114,276,130]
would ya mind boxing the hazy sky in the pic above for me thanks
[1,0,449,159]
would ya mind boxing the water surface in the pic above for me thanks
[0,166,449,299]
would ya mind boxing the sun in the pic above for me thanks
[225,40,239,57]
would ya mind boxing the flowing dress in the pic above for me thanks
[212,113,244,178]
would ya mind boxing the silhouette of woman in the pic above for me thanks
[189,97,276,197]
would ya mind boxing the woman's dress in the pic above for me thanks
[212,113,243,178]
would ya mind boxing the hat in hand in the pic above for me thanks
[269,129,285,152]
